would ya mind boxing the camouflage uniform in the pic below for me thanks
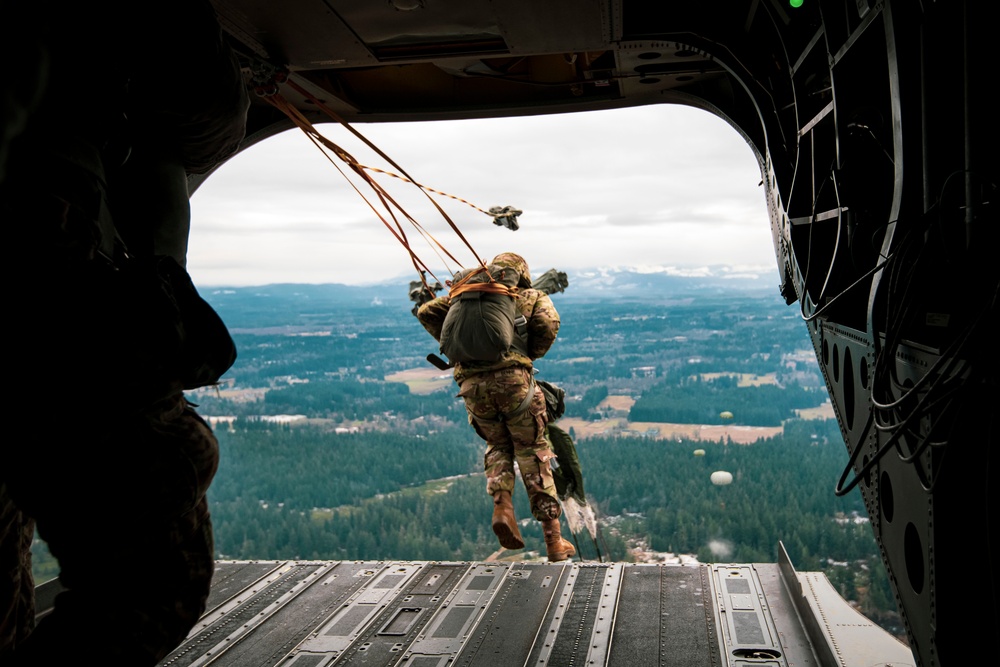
[0,1,246,663]
[417,253,563,521]
[0,396,220,665]
[0,488,34,653]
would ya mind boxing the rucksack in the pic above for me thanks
[439,264,528,363]
[546,422,587,504]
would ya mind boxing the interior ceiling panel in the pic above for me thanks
[211,0,746,130]
[328,0,506,58]
[488,0,610,53]
[213,0,378,68]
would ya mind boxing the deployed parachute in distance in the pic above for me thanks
[719,410,734,420]
[710,471,733,486]
[693,449,706,456]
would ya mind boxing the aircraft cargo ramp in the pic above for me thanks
[105,544,913,667]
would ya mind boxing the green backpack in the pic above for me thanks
[439,264,528,363]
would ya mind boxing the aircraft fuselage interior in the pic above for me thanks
[9,1,996,666]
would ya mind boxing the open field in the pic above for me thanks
[795,399,835,420]
[566,392,834,443]
[599,395,636,411]
[699,372,779,387]
[558,417,783,444]
[385,367,455,394]
[189,385,267,403]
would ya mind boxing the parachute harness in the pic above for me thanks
[250,64,522,295]
[447,267,522,300]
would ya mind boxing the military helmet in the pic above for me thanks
[491,252,532,288]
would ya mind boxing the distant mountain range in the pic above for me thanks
[551,265,780,300]
[203,265,781,307]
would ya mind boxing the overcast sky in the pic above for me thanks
[187,104,777,288]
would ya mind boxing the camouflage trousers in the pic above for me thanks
[0,393,220,666]
[457,366,562,521]
[0,487,34,654]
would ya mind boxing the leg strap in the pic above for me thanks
[500,374,535,422]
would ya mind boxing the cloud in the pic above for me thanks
[188,105,773,287]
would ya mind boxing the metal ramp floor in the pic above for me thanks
[148,548,912,667]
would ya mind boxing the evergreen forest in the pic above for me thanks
[29,269,905,638]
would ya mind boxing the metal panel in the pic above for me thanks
[794,571,914,667]
[452,562,572,667]
[402,563,510,663]
[213,0,378,67]
[159,562,331,666]
[712,565,787,665]
[530,563,614,666]
[431,606,475,638]
[608,563,721,667]
[189,562,381,667]
[206,561,290,611]
[291,562,424,657]
[378,607,425,636]
[760,558,821,667]
[580,563,622,667]
[330,563,471,666]
[151,560,912,667]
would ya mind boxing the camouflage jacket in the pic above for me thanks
[416,287,560,383]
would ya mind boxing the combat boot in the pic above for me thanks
[492,491,525,549]
[541,518,576,562]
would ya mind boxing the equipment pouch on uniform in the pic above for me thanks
[107,254,237,391]
[535,448,557,488]
[536,379,566,421]
[148,255,238,389]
